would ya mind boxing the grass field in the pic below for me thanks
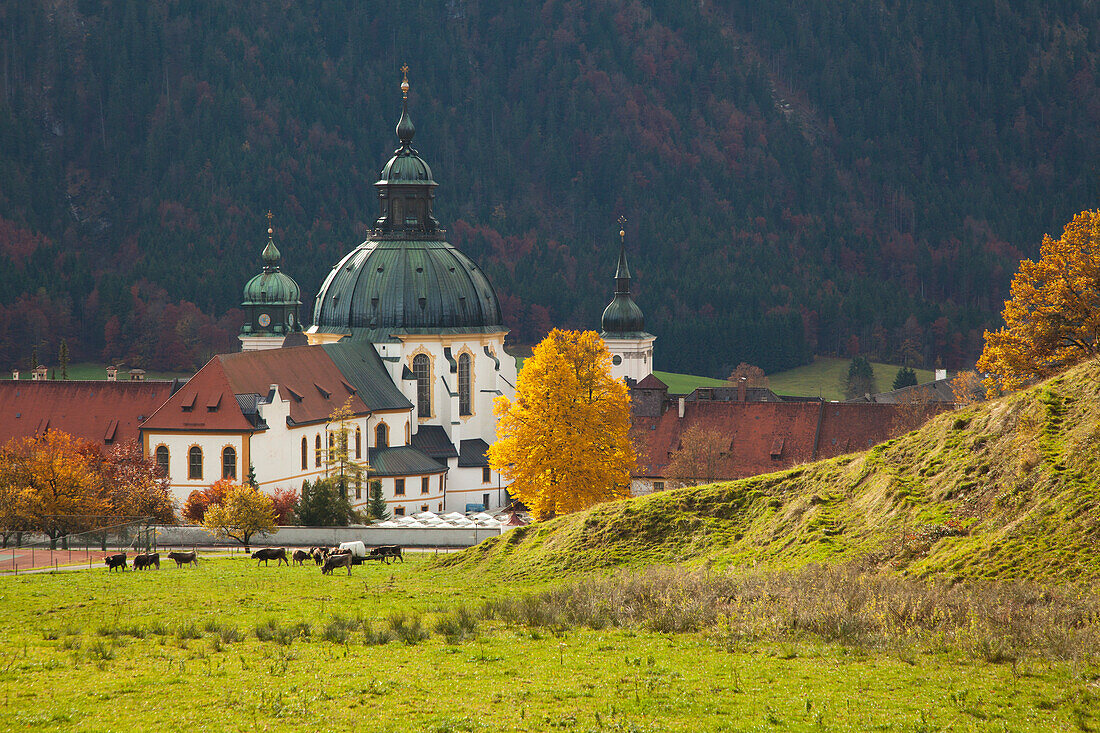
[0,556,1095,731]
[2,362,191,381]
[655,358,937,399]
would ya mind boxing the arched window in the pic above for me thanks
[222,447,237,480]
[413,354,431,416]
[355,426,362,459]
[375,423,388,448]
[188,446,203,480]
[154,446,169,477]
[458,353,472,416]
[315,434,322,467]
[301,437,308,470]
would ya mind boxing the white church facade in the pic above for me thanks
[141,74,517,516]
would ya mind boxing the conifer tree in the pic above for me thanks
[842,356,877,399]
[58,340,69,380]
[367,480,388,521]
[892,366,917,390]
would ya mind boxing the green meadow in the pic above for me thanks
[0,555,1095,732]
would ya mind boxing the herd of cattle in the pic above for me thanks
[103,543,402,575]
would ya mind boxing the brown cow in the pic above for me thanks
[104,553,127,572]
[133,552,160,570]
[291,549,310,566]
[321,553,352,576]
[311,548,325,565]
[251,547,289,566]
[167,550,198,568]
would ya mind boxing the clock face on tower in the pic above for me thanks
[258,313,271,328]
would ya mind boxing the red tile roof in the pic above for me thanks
[635,400,912,479]
[0,380,176,446]
[141,345,373,432]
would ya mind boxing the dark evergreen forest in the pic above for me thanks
[0,1,1096,376]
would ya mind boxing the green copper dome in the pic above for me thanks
[241,225,303,338]
[601,238,651,338]
[310,74,503,342]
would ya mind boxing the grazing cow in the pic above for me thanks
[321,553,353,576]
[291,549,310,566]
[104,553,127,572]
[370,545,404,563]
[133,552,160,570]
[251,547,289,566]
[167,550,198,568]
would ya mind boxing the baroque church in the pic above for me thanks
[140,73,518,515]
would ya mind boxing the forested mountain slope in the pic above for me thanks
[0,1,1096,374]
[441,358,1100,584]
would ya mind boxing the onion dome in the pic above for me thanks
[600,224,650,338]
[310,68,503,342]
[241,218,303,337]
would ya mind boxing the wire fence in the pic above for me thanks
[0,517,166,574]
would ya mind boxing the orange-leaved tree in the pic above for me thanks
[201,482,276,552]
[978,210,1100,393]
[183,478,234,523]
[488,329,635,520]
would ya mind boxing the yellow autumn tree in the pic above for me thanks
[202,482,276,552]
[488,329,635,520]
[978,210,1100,393]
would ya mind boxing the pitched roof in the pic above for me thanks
[847,379,956,404]
[634,400,921,480]
[458,438,490,467]
[322,341,412,411]
[0,380,178,446]
[410,425,458,459]
[143,344,399,432]
[635,374,668,390]
[368,446,445,476]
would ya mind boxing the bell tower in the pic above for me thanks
[599,217,656,383]
[239,213,303,351]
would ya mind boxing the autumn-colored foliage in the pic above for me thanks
[978,210,1100,393]
[269,487,299,525]
[0,432,177,546]
[665,425,731,488]
[182,478,234,523]
[201,482,276,552]
[488,329,634,520]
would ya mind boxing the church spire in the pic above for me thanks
[396,64,415,148]
[261,211,281,272]
[601,217,646,335]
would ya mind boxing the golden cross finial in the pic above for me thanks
[618,215,626,240]
[266,210,274,235]
[401,64,410,99]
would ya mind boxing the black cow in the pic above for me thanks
[291,549,310,566]
[133,552,160,570]
[167,550,198,568]
[251,547,288,567]
[104,553,127,572]
[321,553,353,576]
[370,545,404,563]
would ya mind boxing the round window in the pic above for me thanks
[612,355,622,365]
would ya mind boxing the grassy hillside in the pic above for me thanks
[656,358,937,398]
[767,357,936,399]
[442,359,1100,583]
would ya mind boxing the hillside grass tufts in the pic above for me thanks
[439,358,1100,583]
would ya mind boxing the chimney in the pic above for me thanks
[11,369,18,381]
[129,368,146,381]
[678,397,685,419]
[106,366,118,381]
[737,377,747,402]
[935,369,947,381]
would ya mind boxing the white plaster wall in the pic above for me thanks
[605,335,656,383]
[153,433,246,503]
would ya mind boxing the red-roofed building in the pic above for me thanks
[630,379,940,493]
[0,379,180,449]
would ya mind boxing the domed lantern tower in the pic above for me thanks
[307,68,517,489]
[239,214,303,351]
[600,218,656,383]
